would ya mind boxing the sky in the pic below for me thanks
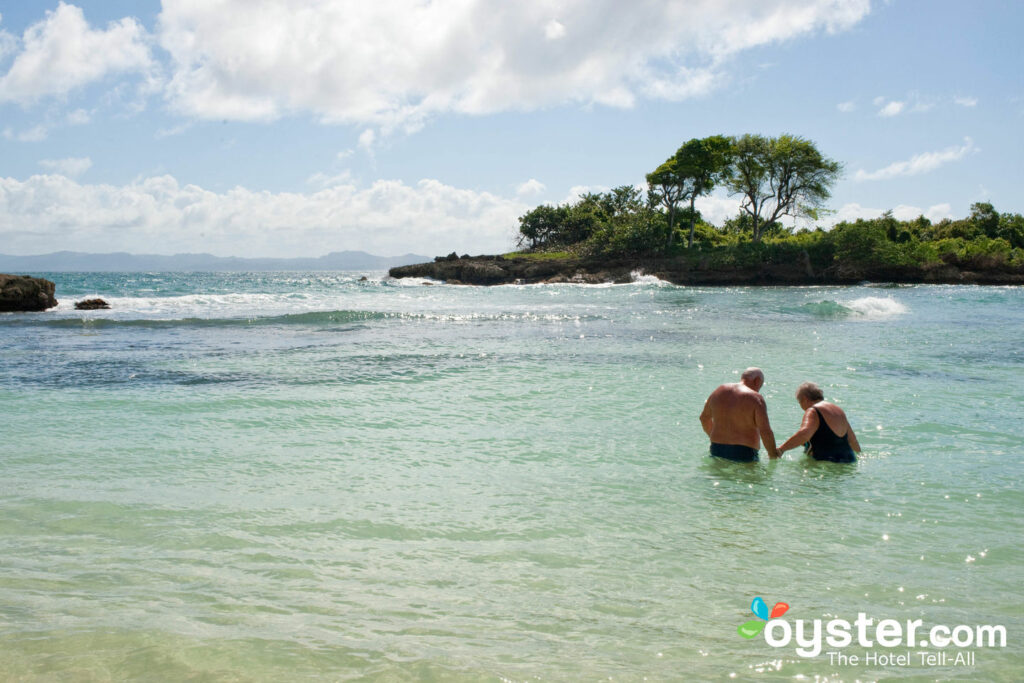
[0,0,1021,258]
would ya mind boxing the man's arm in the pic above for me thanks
[699,397,714,438]
[754,396,779,458]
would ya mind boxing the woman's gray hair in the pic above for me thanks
[797,381,824,402]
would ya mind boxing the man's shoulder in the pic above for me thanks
[737,387,766,405]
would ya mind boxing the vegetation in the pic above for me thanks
[727,134,842,243]
[514,134,1024,273]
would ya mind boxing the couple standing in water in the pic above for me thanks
[699,367,861,463]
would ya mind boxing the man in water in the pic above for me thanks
[699,367,779,462]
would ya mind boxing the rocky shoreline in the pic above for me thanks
[0,274,58,311]
[389,253,1024,286]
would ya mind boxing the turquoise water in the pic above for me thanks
[1,273,1021,681]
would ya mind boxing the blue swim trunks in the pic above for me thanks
[710,443,759,463]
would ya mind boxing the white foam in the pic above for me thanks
[629,270,671,286]
[53,292,350,320]
[844,296,909,319]
[387,277,445,287]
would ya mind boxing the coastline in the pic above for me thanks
[388,253,1024,286]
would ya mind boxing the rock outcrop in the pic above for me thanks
[389,254,1024,286]
[0,274,58,311]
[74,298,111,310]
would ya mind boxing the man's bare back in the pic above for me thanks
[699,368,779,460]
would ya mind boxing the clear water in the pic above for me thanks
[1,273,1021,680]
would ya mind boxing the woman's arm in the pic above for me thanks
[846,423,861,453]
[778,408,818,453]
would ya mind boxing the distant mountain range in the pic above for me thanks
[0,250,431,272]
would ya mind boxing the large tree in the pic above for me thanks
[647,135,733,250]
[646,157,687,249]
[727,134,842,243]
[674,135,733,248]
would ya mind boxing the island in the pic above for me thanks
[389,249,1024,286]
[392,135,1024,286]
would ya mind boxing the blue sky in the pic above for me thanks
[0,0,1021,257]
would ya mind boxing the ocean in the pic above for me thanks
[1,272,1021,680]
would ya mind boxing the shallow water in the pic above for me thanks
[1,273,1022,680]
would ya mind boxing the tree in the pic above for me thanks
[674,135,733,248]
[646,157,687,249]
[997,211,1024,249]
[517,204,568,249]
[647,135,733,250]
[969,202,999,238]
[726,134,842,243]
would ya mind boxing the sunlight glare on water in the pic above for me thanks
[1,273,1021,680]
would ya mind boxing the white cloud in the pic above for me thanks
[306,169,354,189]
[837,100,855,112]
[835,202,954,224]
[0,173,527,257]
[954,96,977,107]
[38,156,92,177]
[854,138,976,181]
[544,19,566,40]
[562,184,608,205]
[832,202,954,224]
[906,203,953,223]
[874,91,940,117]
[357,129,377,151]
[0,3,155,105]
[0,19,17,61]
[155,122,191,138]
[3,124,48,142]
[878,100,904,117]
[695,195,743,226]
[516,178,546,197]
[66,108,91,125]
[157,0,870,128]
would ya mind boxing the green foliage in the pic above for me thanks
[646,135,733,249]
[726,133,843,243]
[996,211,1024,249]
[502,251,573,261]
[830,219,888,263]
[514,133,1024,274]
[590,208,668,257]
[516,204,569,249]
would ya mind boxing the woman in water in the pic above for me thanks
[778,382,860,463]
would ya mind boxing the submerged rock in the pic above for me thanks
[0,274,58,312]
[75,298,111,310]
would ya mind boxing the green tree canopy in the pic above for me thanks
[726,134,842,243]
[675,135,732,248]
[646,135,732,249]
[646,157,688,248]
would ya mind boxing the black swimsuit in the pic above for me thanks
[805,407,856,463]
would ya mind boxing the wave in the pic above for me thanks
[1,307,610,330]
[795,296,908,320]
[799,300,853,318]
[629,270,672,286]
[2,309,393,329]
[845,296,909,319]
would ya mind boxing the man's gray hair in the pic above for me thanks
[797,381,825,402]
[741,367,764,383]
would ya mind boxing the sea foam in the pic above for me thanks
[845,296,909,319]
